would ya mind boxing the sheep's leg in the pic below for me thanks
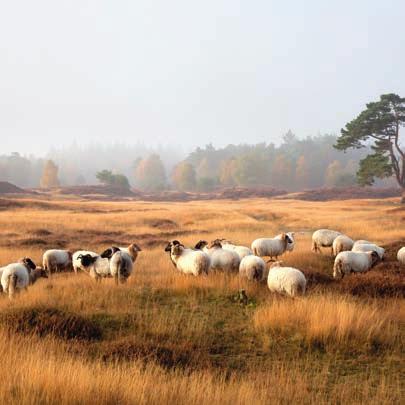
[114,275,119,285]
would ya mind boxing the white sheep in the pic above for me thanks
[332,235,354,256]
[352,240,372,247]
[239,255,266,281]
[42,249,73,273]
[76,254,111,282]
[251,233,294,260]
[267,261,306,297]
[219,240,253,260]
[1,258,48,298]
[165,240,210,276]
[100,247,134,284]
[333,251,380,279]
[311,229,341,254]
[397,247,405,264]
[72,250,98,273]
[352,243,385,259]
[195,240,240,272]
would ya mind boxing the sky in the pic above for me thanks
[1,0,404,156]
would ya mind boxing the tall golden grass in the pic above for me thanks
[0,196,403,403]
[254,294,404,349]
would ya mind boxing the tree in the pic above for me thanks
[219,158,238,186]
[335,93,405,189]
[134,154,166,191]
[40,160,60,188]
[271,154,293,189]
[96,170,130,189]
[172,162,196,191]
[295,155,310,189]
[324,160,343,187]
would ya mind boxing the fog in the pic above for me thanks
[1,1,404,156]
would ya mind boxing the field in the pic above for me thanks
[0,196,403,404]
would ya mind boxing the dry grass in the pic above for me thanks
[0,196,403,403]
[254,294,404,350]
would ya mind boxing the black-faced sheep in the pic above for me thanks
[164,240,210,276]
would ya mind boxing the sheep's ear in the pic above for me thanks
[132,243,142,251]
[100,248,113,259]
[111,246,120,254]
[164,242,172,252]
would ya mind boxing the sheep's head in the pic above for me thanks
[78,253,98,267]
[20,257,36,271]
[100,246,120,259]
[164,240,183,253]
[370,251,380,266]
[270,261,283,269]
[33,267,48,279]
[209,240,222,249]
[172,244,184,257]
[129,243,142,252]
[194,240,208,250]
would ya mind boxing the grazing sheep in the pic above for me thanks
[77,254,111,282]
[333,251,380,279]
[352,240,372,247]
[195,240,240,272]
[311,229,341,254]
[251,233,294,261]
[239,255,266,281]
[164,240,210,276]
[118,243,142,262]
[42,249,73,273]
[332,235,354,256]
[72,250,98,273]
[397,247,405,264]
[352,243,385,259]
[100,247,134,284]
[267,261,306,297]
[219,240,253,260]
[1,258,48,298]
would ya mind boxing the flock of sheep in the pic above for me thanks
[0,229,404,299]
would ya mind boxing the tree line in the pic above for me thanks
[1,93,403,192]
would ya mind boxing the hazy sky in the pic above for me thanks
[1,1,404,156]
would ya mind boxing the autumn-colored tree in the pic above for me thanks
[134,154,166,191]
[40,160,60,188]
[324,160,343,187]
[271,154,293,189]
[172,162,196,191]
[295,155,310,189]
[219,158,238,186]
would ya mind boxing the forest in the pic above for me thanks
[0,132,397,192]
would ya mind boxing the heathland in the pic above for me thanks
[0,196,403,404]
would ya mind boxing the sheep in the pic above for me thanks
[352,243,385,259]
[72,250,98,273]
[118,243,142,262]
[267,261,306,297]
[42,249,73,274]
[1,258,48,298]
[333,251,380,279]
[76,254,111,282]
[251,233,294,261]
[239,255,266,281]
[100,247,134,284]
[195,240,240,272]
[219,239,253,260]
[311,229,341,254]
[164,240,210,276]
[397,247,405,264]
[332,235,354,256]
[352,240,372,247]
